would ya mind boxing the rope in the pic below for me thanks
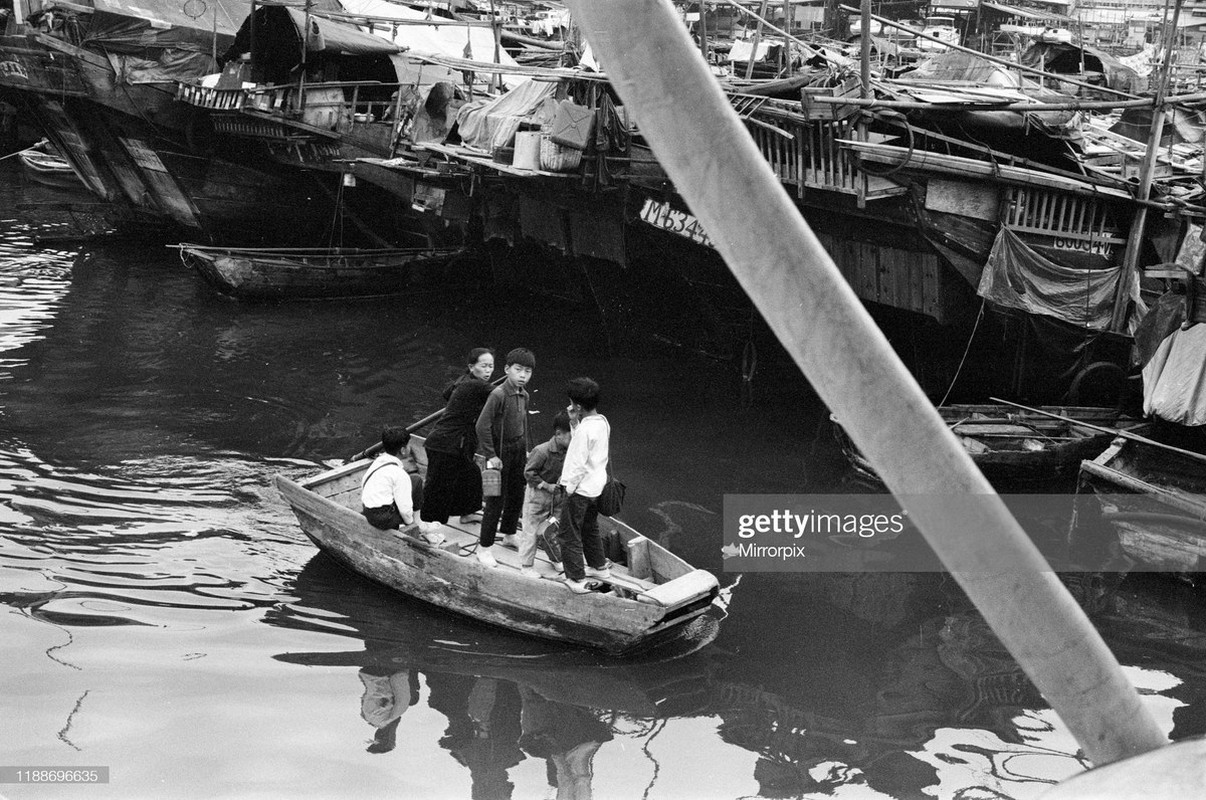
[858,110,913,178]
[938,297,986,407]
[326,175,347,249]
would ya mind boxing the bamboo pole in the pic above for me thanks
[838,4,1142,99]
[564,0,1167,767]
[348,375,506,462]
[780,0,789,75]
[299,0,312,112]
[0,138,48,163]
[809,88,1206,112]
[860,0,871,96]
[249,0,258,82]
[1111,0,1182,331]
[488,0,501,93]
[745,0,769,80]
[991,398,1206,466]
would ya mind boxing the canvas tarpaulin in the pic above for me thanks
[284,7,400,56]
[1142,322,1206,426]
[1135,288,1206,426]
[83,0,246,53]
[1021,42,1142,94]
[337,0,525,88]
[455,77,557,152]
[105,48,221,84]
[977,227,1127,330]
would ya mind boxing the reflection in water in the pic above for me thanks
[277,554,697,798]
[2,161,1206,798]
[359,668,420,754]
[270,553,1103,799]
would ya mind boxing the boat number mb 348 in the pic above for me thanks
[638,198,715,250]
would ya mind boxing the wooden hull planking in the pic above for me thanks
[1077,433,1206,573]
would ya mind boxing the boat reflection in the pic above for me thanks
[270,553,716,797]
[267,556,1094,798]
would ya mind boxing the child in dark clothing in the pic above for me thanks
[473,347,534,567]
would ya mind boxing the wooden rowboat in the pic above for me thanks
[176,243,465,301]
[1073,426,1206,574]
[274,449,720,655]
[834,404,1141,488]
[18,146,86,190]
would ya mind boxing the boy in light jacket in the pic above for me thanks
[517,411,572,576]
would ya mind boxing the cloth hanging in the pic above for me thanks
[1142,322,1206,426]
[977,227,1128,331]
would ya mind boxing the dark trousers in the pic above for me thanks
[409,472,424,512]
[480,442,526,547]
[557,492,605,582]
[421,450,481,524]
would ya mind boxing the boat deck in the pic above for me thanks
[383,515,658,596]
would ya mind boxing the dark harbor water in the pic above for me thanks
[3,160,1206,800]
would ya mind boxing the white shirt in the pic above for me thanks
[360,453,414,518]
[559,414,609,497]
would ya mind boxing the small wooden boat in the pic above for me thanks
[834,404,1141,488]
[18,145,86,190]
[274,448,720,655]
[176,243,465,300]
[1074,427,1206,574]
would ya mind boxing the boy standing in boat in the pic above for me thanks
[474,347,535,567]
[361,427,444,545]
[558,378,612,593]
[517,411,572,577]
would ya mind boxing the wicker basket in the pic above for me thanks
[539,135,583,172]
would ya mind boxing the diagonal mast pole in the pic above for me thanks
[564,0,1167,767]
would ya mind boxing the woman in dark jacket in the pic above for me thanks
[420,348,495,525]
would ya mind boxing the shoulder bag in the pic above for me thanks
[594,416,626,517]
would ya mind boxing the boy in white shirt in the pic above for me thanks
[361,427,444,545]
[557,378,612,593]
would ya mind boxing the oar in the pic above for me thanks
[0,138,49,163]
[347,375,506,462]
[990,397,1206,466]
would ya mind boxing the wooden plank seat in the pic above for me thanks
[635,570,720,609]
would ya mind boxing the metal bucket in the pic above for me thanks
[512,131,542,171]
[481,467,501,497]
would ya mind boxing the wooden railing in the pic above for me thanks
[177,83,246,111]
[1003,186,1124,246]
[177,80,406,124]
[744,116,903,202]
